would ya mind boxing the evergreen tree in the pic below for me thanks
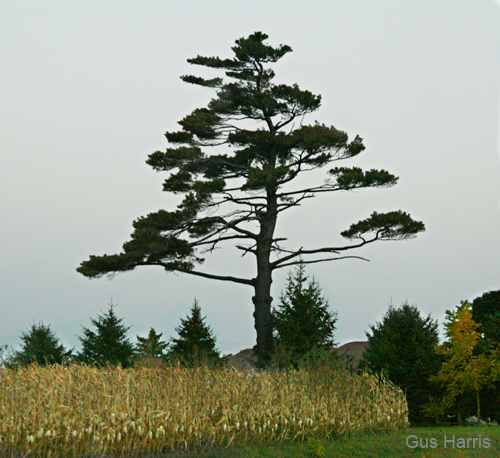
[77,300,135,368]
[135,327,169,363]
[77,32,425,367]
[0,343,9,367]
[472,289,500,347]
[363,301,441,425]
[471,289,500,422]
[9,322,72,367]
[272,262,337,365]
[169,299,220,366]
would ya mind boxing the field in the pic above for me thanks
[176,426,500,457]
[0,362,408,457]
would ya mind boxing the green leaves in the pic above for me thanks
[272,262,337,362]
[9,323,71,367]
[169,298,220,366]
[472,290,500,346]
[180,75,223,88]
[364,301,441,424]
[178,108,220,140]
[76,253,140,278]
[77,301,135,368]
[135,328,169,361]
[290,124,362,162]
[231,31,292,63]
[272,84,321,116]
[147,147,203,171]
[329,167,398,189]
[341,210,425,241]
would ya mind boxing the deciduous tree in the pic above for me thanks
[427,300,500,421]
[77,32,425,366]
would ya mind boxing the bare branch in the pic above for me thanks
[236,244,257,256]
[177,266,255,286]
[270,239,372,268]
[273,255,371,270]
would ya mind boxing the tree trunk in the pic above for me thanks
[476,389,481,421]
[252,189,278,368]
[252,266,274,367]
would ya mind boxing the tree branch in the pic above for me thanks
[273,255,370,270]
[176,266,255,286]
[270,239,371,268]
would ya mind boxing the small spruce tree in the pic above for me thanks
[77,300,135,368]
[169,298,220,366]
[363,301,441,425]
[9,322,72,367]
[135,327,169,365]
[272,262,337,366]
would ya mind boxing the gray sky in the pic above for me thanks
[2,0,500,356]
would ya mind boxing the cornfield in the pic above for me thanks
[0,362,408,457]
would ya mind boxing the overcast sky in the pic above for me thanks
[1,0,500,357]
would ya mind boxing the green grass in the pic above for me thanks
[159,426,500,458]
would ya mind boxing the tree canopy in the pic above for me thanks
[472,289,500,347]
[169,298,220,366]
[363,301,441,425]
[8,322,72,367]
[272,262,337,365]
[78,32,425,366]
[427,300,500,421]
[77,300,135,368]
[135,327,169,365]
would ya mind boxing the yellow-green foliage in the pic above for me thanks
[0,363,408,456]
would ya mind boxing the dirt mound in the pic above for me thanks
[224,348,257,372]
[225,341,369,371]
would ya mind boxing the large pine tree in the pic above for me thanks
[77,32,425,366]
[77,300,135,368]
[169,298,220,366]
[273,262,337,364]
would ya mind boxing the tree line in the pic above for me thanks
[1,262,336,370]
[3,263,500,427]
[362,290,500,426]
